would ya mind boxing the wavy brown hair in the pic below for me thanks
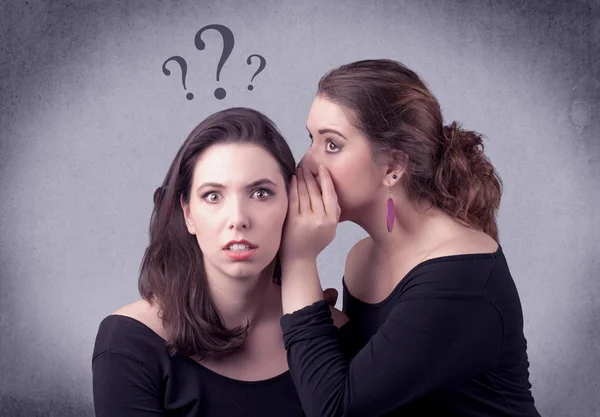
[138,107,296,359]
[317,59,502,240]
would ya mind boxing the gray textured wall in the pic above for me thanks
[1,0,598,416]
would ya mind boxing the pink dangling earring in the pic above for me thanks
[386,174,397,232]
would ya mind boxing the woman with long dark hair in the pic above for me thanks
[279,59,540,416]
[92,107,346,416]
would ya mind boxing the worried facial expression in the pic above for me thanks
[301,95,385,222]
[182,143,288,280]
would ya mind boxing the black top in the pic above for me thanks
[92,314,305,417]
[281,246,541,417]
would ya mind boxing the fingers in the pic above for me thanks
[288,174,299,215]
[297,168,311,215]
[330,306,350,328]
[317,165,341,219]
[302,167,325,215]
[323,288,338,306]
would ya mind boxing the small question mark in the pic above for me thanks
[195,24,234,100]
[162,56,193,100]
[246,54,266,91]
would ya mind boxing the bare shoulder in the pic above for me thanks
[112,299,167,340]
[427,228,499,260]
[112,298,152,317]
[344,236,373,280]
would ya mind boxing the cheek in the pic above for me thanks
[189,206,220,247]
[258,202,287,240]
[328,158,374,206]
[271,201,289,228]
[190,204,214,226]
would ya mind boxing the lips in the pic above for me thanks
[222,239,257,250]
[223,240,258,261]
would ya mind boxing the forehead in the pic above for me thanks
[193,142,282,183]
[307,96,353,131]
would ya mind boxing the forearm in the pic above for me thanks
[281,257,324,314]
[282,293,505,417]
[282,300,348,417]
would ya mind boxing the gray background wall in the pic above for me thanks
[1,0,598,416]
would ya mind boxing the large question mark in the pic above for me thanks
[194,24,234,100]
[246,54,266,91]
[162,56,193,100]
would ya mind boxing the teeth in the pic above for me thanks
[228,244,250,251]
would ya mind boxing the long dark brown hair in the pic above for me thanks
[138,107,295,359]
[317,59,503,240]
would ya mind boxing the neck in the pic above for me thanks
[204,262,281,329]
[350,187,452,259]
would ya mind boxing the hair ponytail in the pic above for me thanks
[434,122,502,240]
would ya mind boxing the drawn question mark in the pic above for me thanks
[162,56,193,100]
[246,54,266,91]
[195,24,234,100]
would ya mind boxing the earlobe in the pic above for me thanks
[384,151,407,187]
[384,170,403,188]
[180,195,196,235]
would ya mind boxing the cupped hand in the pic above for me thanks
[280,165,341,262]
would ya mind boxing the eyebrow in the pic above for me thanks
[196,178,278,193]
[306,126,347,141]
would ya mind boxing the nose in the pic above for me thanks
[298,150,321,178]
[227,198,250,230]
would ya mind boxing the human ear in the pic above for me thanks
[383,150,407,187]
[180,194,196,235]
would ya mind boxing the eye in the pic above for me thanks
[326,140,340,153]
[203,192,221,203]
[252,189,272,200]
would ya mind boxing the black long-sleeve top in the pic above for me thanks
[281,246,541,416]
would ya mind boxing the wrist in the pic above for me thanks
[280,256,318,272]
[280,257,324,314]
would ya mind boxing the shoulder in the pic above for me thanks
[111,299,168,340]
[408,231,501,295]
[425,229,498,261]
[344,237,373,279]
[93,299,167,364]
[424,219,499,260]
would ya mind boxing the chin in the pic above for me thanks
[338,205,356,223]
[339,197,375,224]
[225,263,266,279]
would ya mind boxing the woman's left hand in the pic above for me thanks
[280,165,341,263]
